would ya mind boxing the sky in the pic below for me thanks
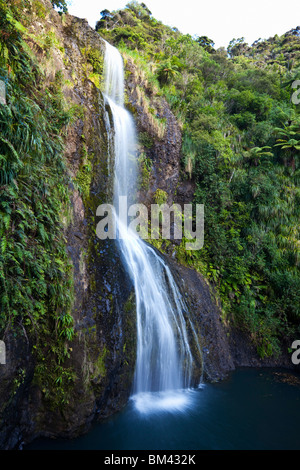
[68,0,300,49]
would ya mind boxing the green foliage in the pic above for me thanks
[96,3,178,54]
[139,131,154,148]
[196,36,215,53]
[153,188,168,205]
[227,38,249,57]
[100,9,113,20]
[51,0,68,14]
[137,152,152,191]
[125,1,152,18]
[98,5,300,358]
[274,121,300,169]
[156,59,180,86]
[75,137,93,200]
[0,1,75,407]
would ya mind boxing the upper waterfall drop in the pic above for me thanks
[104,40,125,106]
[102,41,201,412]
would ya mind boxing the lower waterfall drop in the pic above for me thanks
[103,40,201,413]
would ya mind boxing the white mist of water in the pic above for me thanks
[103,41,199,411]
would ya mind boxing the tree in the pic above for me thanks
[281,67,300,90]
[274,122,300,170]
[141,3,152,16]
[196,36,215,53]
[51,0,68,14]
[96,9,114,30]
[100,9,113,20]
[227,38,249,57]
[245,146,273,166]
[156,59,179,85]
[126,1,152,18]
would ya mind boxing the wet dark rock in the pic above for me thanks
[74,231,84,240]
[167,257,293,382]
[125,57,182,207]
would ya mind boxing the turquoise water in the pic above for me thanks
[26,368,300,450]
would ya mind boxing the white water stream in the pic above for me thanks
[103,41,200,412]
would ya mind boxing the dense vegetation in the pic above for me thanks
[0,0,76,406]
[0,0,299,414]
[97,1,300,357]
[51,0,68,14]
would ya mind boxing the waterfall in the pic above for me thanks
[103,41,200,412]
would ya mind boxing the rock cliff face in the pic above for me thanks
[125,56,182,206]
[0,1,293,450]
[0,2,137,449]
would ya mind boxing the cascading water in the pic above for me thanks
[103,41,200,412]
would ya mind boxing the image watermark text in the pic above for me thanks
[0,340,6,365]
[291,80,300,105]
[96,197,204,250]
[0,80,6,105]
[291,340,300,365]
